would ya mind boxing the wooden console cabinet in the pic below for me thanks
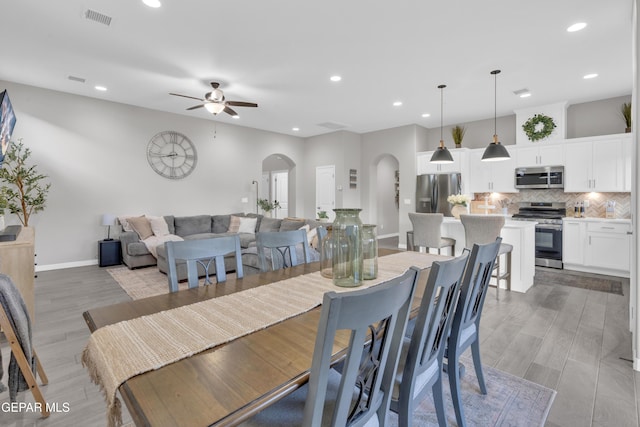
[0,227,35,320]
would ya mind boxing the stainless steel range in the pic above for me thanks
[512,202,566,269]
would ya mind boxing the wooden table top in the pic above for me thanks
[83,250,429,427]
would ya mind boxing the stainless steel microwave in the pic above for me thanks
[515,166,564,189]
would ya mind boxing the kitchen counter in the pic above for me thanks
[563,217,631,224]
[441,217,536,293]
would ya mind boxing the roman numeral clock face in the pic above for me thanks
[146,131,198,179]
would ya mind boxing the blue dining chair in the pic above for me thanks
[256,229,313,272]
[390,254,468,427]
[240,267,420,427]
[446,238,502,427]
[165,235,244,293]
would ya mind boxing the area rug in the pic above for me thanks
[534,267,623,295]
[388,358,556,427]
[106,266,195,299]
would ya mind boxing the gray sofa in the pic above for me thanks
[119,213,324,279]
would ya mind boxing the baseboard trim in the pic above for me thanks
[377,232,399,240]
[36,259,98,272]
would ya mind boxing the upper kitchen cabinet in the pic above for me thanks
[564,135,629,192]
[416,149,466,175]
[516,144,564,167]
[467,146,518,193]
[623,136,632,192]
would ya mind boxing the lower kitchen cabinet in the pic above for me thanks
[563,218,631,277]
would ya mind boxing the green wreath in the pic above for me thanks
[522,114,556,142]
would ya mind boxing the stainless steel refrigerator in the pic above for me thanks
[415,173,462,217]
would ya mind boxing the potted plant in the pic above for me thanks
[451,125,466,148]
[317,210,329,222]
[0,140,51,227]
[621,102,632,133]
[257,198,280,217]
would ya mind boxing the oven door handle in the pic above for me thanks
[535,224,563,230]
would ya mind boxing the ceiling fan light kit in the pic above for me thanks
[170,81,258,117]
[481,69,511,162]
[430,84,454,164]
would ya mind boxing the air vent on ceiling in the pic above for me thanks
[67,75,86,83]
[85,9,113,26]
[317,122,348,130]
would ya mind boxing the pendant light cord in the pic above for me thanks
[440,86,444,141]
[490,70,501,139]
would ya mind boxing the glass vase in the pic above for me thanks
[362,224,378,280]
[332,208,363,287]
[320,226,334,278]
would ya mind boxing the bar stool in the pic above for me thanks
[408,212,456,256]
[459,214,512,299]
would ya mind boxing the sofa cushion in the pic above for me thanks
[127,241,152,256]
[238,233,256,249]
[128,216,154,240]
[174,215,212,237]
[244,213,263,232]
[280,218,306,232]
[212,215,231,233]
[164,215,175,234]
[259,217,282,232]
[238,217,257,234]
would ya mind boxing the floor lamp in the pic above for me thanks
[252,180,259,214]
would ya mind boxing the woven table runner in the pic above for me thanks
[82,251,444,426]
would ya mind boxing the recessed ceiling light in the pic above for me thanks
[421,113,431,118]
[393,101,402,107]
[513,88,531,98]
[292,127,300,132]
[330,75,342,82]
[583,73,598,79]
[232,115,240,119]
[567,22,587,32]
[142,0,162,8]
[94,85,107,91]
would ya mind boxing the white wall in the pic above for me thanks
[375,155,399,236]
[361,125,418,247]
[1,80,305,269]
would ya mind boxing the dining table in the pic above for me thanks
[82,249,446,427]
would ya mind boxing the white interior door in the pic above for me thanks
[272,170,288,218]
[316,165,336,221]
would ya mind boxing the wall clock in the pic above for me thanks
[146,131,197,179]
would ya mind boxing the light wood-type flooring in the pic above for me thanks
[1,238,638,426]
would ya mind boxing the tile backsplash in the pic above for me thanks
[474,190,631,219]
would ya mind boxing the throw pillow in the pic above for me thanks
[228,215,241,233]
[148,216,170,236]
[238,217,258,234]
[128,216,154,240]
[298,224,318,248]
[118,215,141,232]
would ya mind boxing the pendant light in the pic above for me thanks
[481,69,511,161]
[430,84,454,164]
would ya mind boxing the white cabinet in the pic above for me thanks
[467,147,518,193]
[516,144,564,167]
[562,218,631,277]
[562,220,584,265]
[564,138,624,192]
[623,136,632,192]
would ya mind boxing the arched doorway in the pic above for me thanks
[261,154,296,218]
[370,154,400,238]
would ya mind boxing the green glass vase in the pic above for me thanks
[331,208,363,287]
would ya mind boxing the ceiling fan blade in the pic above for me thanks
[226,101,258,108]
[224,106,238,116]
[170,93,204,101]
[210,82,220,89]
[186,104,205,110]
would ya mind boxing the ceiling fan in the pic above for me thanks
[169,82,258,116]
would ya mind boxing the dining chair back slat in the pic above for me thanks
[165,235,243,293]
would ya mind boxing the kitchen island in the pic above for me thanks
[441,216,536,293]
